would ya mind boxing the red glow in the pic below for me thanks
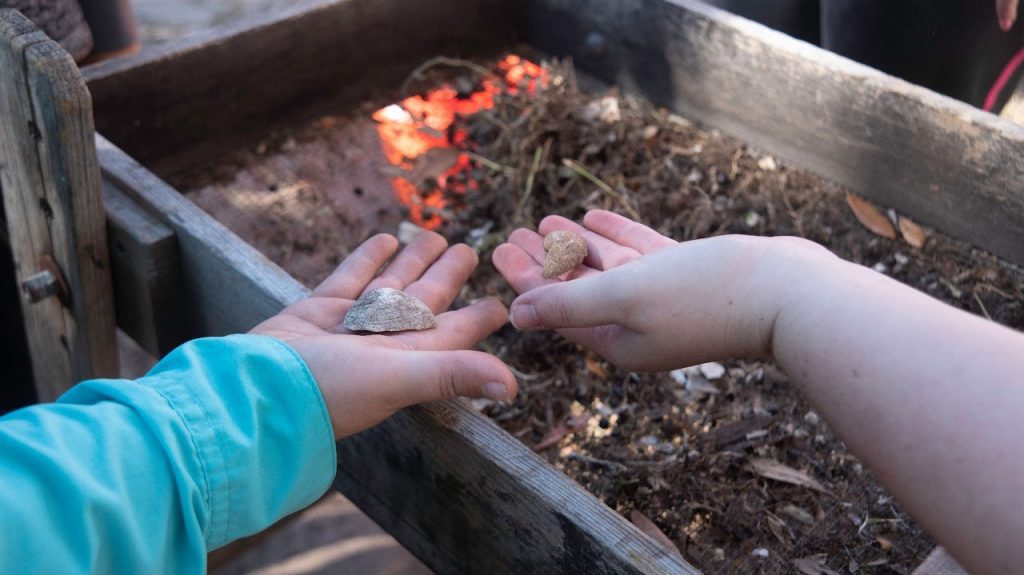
[373,55,547,229]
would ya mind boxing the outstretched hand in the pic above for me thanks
[493,210,835,371]
[252,232,517,439]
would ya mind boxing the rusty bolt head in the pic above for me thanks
[22,270,61,303]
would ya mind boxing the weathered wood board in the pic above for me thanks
[103,180,183,356]
[0,9,117,401]
[520,0,1024,266]
[96,135,699,574]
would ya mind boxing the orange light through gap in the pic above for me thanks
[373,55,547,229]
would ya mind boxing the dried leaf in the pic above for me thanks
[898,216,927,248]
[749,458,830,494]
[629,510,683,558]
[533,413,589,451]
[876,535,893,552]
[585,355,610,379]
[793,555,841,575]
[846,193,896,240]
[405,147,462,184]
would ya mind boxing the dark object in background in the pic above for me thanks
[1,0,137,62]
[1,0,93,60]
[78,0,137,61]
[704,0,1024,112]
[0,232,37,415]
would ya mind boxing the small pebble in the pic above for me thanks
[752,548,770,559]
[699,362,726,380]
[343,288,436,332]
[542,231,588,278]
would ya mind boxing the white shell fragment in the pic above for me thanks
[542,231,588,278]
[343,288,436,332]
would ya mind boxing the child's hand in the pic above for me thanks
[493,210,835,371]
[252,232,517,439]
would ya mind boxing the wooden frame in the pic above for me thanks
[0,10,117,401]
[47,0,1021,571]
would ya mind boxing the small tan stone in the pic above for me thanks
[343,288,436,332]
[542,231,588,278]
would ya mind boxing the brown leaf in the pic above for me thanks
[876,535,893,552]
[846,193,896,240]
[585,354,610,379]
[533,413,589,451]
[405,147,462,185]
[748,458,831,494]
[898,216,927,248]
[629,510,683,558]
[793,555,841,575]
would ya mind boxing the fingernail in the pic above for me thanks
[1000,17,1013,31]
[482,382,510,402]
[510,304,539,330]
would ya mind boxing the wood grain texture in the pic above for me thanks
[96,134,699,574]
[83,0,515,176]
[520,0,1024,266]
[0,10,69,400]
[102,179,183,356]
[0,9,117,400]
[96,136,306,338]
[336,400,700,574]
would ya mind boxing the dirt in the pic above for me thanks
[170,58,1024,574]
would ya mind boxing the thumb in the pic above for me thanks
[510,274,628,330]
[998,0,1018,30]
[393,349,518,406]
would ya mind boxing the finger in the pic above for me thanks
[998,0,1018,30]
[391,298,509,350]
[391,349,519,405]
[280,297,354,330]
[509,272,631,330]
[582,210,677,254]
[508,228,547,264]
[312,234,399,299]
[492,243,556,294]
[404,243,478,313]
[364,231,448,292]
[538,214,642,270]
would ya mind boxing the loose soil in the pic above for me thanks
[171,58,1024,574]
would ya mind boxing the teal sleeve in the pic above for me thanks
[0,335,337,574]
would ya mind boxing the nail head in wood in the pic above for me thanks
[22,270,61,303]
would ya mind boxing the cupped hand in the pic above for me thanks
[252,232,517,439]
[493,210,836,371]
[998,0,1018,30]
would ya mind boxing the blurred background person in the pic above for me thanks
[706,0,1024,113]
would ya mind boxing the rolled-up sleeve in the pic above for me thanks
[0,334,336,573]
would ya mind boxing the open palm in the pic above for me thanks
[253,232,516,439]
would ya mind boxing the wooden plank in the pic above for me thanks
[102,180,184,356]
[0,10,69,400]
[520,0,1024,266]
[83,0,516,176]
[96,134,699,574]
[96,136,306,338]
[0,10,117,401]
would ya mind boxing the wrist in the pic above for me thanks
[746,236,843,360]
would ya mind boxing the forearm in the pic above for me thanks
[772,257,1024,575]
[0,336,336,573]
